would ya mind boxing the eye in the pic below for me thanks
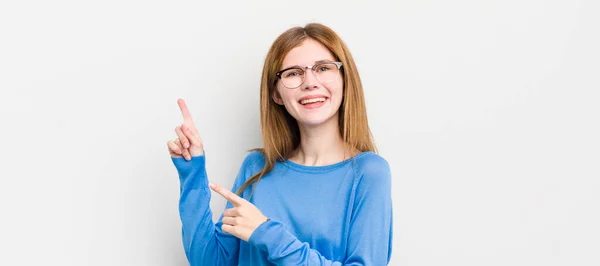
[284,69,303,78]
[316,64,333,72]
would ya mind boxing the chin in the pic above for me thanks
[297,113,338,128]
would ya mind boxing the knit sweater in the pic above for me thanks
[172,150,393,265]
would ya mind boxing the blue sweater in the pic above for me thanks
[172,151,393,265]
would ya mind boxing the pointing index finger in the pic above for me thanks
[177,98,194,123]
[210,183,245,206]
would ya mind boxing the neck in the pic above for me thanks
[291,113,353,166]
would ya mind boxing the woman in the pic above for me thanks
[168,23,393,265]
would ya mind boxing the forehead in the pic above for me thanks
[281,39,336,68]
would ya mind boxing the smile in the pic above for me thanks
[299,97,327,105]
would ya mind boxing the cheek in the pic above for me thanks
[277,88,297,107]
[330,81,344,103]
[273,84,287,102]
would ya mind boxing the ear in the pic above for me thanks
[272,89,284,105]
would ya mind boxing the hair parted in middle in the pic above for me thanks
[236,23,377,196]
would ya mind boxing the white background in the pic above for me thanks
[1,0,599,265]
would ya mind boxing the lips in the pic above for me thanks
[298,95,329,105]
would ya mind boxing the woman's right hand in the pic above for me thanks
[167,98,204,160]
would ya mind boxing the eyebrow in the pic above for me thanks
[280,59,335,71]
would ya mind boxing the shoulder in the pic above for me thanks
[354,152,391,178]
[243,149,266,164]
[240,149,266,175]
[232,150,266,192]
[352,152,392,192]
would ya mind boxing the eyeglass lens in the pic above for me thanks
[280,63,340,89]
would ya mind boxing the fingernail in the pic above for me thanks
[209,183,216,189]
[184,143,189,149]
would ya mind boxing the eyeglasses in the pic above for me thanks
[275,61,342,89]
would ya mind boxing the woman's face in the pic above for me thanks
[273,38,344,128]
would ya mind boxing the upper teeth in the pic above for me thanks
[300,97,326,104]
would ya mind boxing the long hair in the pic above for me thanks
[236,23,377,196]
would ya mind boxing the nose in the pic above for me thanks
[302,67,319,90]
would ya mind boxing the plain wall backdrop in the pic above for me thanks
[1,0,599,265]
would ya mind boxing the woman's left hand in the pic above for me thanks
[210,183,269,242]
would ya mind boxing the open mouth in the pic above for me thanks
[299,97,328,105]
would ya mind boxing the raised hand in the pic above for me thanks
[167,98,204,160]
[210,183,270,242]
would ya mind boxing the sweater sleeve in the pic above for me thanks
[247,156,394,265]
[172,153,259,266]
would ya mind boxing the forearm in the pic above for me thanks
[248,220,347,265]
[173,155,239,266]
